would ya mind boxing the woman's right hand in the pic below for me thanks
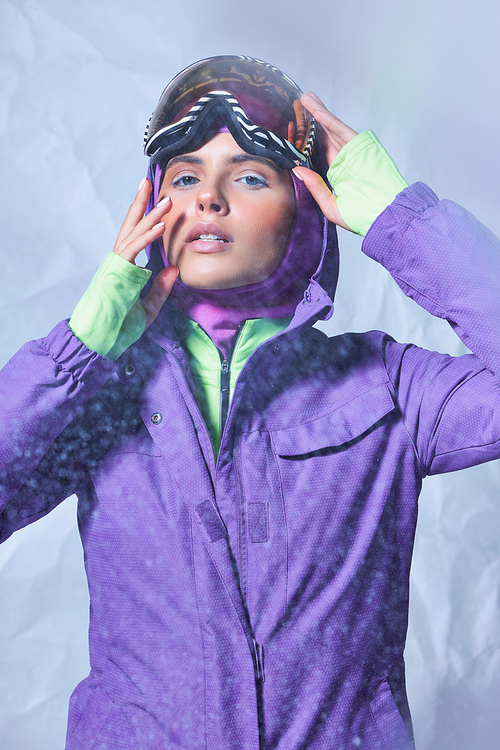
[113,178,178,330]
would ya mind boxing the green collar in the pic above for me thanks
[179,316,291,454]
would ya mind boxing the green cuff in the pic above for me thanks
[69,253,151,361]
[327,130,408,236]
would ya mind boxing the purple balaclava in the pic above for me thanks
[144,127,325,357]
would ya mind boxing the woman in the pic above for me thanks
[1,55,500,749]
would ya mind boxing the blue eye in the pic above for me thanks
[172,174,198,188]
[239,174,268,188]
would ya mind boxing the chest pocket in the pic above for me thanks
[270,383,396,457]
[240,382,399,635]
[113,423,163,456]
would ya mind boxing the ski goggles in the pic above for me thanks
[143,55,315,170]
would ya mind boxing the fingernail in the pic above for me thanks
[138,177,147,191]
[292,168,304,181]
[152,222,165,230]
[157,196,171,208]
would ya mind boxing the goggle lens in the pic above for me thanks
[144,56,314,160]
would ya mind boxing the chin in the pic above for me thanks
[179,274,242,291]
[178,264,267,290]
[183,274,271,290]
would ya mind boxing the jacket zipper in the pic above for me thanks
[218,325,244,442]
[220,358,230,435]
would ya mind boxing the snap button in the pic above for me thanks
[124,363,135,376]
[151,412,162,425]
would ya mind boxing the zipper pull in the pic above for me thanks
[221,359,230,392]
[252,639,265,682]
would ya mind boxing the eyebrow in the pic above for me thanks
[227,154,281,174]
[165,155,203,169]
[164,153,282,174]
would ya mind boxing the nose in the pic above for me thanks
[195,181,228,216]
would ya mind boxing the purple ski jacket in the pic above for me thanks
[1,182,500,749]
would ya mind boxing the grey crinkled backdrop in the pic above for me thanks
[1,0,499,747]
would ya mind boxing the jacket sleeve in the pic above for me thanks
[69,252,151,361]
[0,320,117,542]
[363,181,500,476]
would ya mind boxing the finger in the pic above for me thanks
[302,93,358,150]
[114,197,172,262]
[116,221,168,265]
[313,120,344,168]
[313,108,358,146]
[293,167,353,232]
[114,192,171,259]
[301,94,350,165]
[113,178,153,253]
[115,197,173,264]
[302,92,337,124]
[303,90,329,110]
[306,91,354,132]
[141,266,179,329]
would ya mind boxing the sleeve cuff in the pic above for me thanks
[327,130,408,236]
[69,253,151,358]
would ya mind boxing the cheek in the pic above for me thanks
[243,205,294,279]
[160,207,187,264]
[255,196,295,253]
[159,234,169,267]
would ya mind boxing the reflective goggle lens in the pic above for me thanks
[144,56,314,161]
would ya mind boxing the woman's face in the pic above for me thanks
[157,132,296,289]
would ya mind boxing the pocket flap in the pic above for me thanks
[272,383,395,456]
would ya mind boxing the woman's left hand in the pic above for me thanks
[293,92,358,232]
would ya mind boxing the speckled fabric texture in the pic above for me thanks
[1,183,500,748]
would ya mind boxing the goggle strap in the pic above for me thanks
[146,92,313,167]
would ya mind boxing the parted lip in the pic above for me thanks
[185,222,233,244]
